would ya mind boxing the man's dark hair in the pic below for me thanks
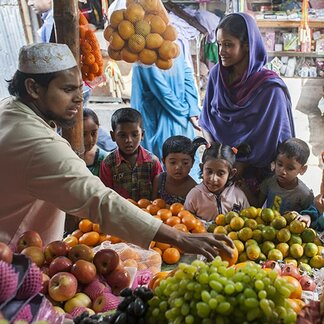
[7,70,58,98]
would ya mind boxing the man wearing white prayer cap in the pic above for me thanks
[0,43,234,261]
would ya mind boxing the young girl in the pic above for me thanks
[184,143,250,222]
[83,108,108,177]
[152,136,207,204]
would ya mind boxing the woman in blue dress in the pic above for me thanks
[130,41,201,181]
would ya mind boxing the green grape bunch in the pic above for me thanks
[146,258,298,324]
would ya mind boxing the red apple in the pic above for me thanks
[41,272,50,295]
[44,241,69,264]
[105,268,131,295]
[16,230,43,253]
[68,244,94,263]
[48,271,78,302]
[0,242,13,263]
[299,275,316,291]
[64,292,92,313]
[93,249,120,275]
[71,259,97,284]
[49,256,73,277]
[281,264,301,280]
[21,246,45,267]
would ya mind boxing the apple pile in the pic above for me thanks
[3,231,140,318]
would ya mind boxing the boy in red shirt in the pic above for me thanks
[100,108,163,201]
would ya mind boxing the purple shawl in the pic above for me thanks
[200,13,295,168]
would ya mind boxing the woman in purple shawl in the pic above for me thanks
[200,13,295,195]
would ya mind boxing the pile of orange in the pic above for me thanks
[64,218,122,248]
[127,198,207,265]
[103,2,179,70]
[79,12,104,81]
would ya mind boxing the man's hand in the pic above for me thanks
[296,214,311,227]
[315,194,324,214]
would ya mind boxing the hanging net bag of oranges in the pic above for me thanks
[79,12,104,81]
[103,0,179,70]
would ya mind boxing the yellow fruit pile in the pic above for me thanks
[213,207,324,268]
[104,1,179,70]
[79,12,104,81]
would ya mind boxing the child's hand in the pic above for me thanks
[315,194,324,214]
[296,214,311,227]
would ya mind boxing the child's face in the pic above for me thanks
[83,117,99,152]
[163,153,193,180]
[111,122,143,158]
[201,159,232,194]
[275,153,307,187]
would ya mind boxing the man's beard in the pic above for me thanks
[44,110,77,128]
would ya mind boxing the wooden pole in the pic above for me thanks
[18,0,34,44]
[53,0,84,233]
[53,0,84,158]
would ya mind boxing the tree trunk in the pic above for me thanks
[53,0,84,234]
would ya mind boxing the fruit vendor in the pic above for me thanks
[199,13,295,197]
[0,43,234,260]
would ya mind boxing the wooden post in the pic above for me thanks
[18,0,34,44]
[53,0,84,233]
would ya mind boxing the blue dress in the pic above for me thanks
[130,49,201,181]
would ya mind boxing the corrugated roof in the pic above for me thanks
[0,0,26,99]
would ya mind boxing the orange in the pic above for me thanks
[127,198,138,206]
[163,247,181,265]
[92,223,100,233]
[173,223,188,232]
[286,298,302,314]
[109,32,125,51]
[145,33,163,49]
[142,208,151,213]
[155,242,171,251]
[181,215,197,231]
[98,234,110,244]
[158,41,177,60]
[119,248,140,261]
[165,216,181,227]
[155,58,173,70]
[72,229,84,239]
[79,219,93,233]
[146,204,160,215]
[152,198,166,209]
[79,231,100,246]
[108,47,121,61]
[215,214,226,226]
[177,210,193,219]
[137,198,151,208]
[103,25,115,41]
[128,34,146,53]
[135,20,151,37]
[152,247,162,256]
[191,225,207,233]
[121,47,138,63]
[170,203,184,215]
[150,241,156,248]
[108,235,122,244]
[118,20,135,40]
[145,253,162,267]
[109,9,125,28]
[123,259,138,268]
[63,235,78,248]
[162,25,177,41]
[282,276,302,299]
[124,3,145,23]
[157,209,172,221]
[218,246,239,267]
[154,215,162,220]
[148,271,169,290]
[150,15,167,34]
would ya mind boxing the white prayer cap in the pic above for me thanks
[18,43,77,74]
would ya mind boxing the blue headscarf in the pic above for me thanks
[200,13,295,168]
